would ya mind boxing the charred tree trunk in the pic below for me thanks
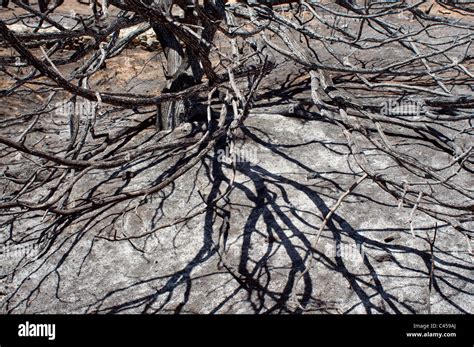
[153,0,224,130]
[153,23,190,130]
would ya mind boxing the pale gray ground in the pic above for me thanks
[1,108,472,313]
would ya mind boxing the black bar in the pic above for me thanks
[0,314,471,346]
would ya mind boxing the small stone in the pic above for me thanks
[374,253,393,263]
[384,233,401,243]
[307,172,320,180]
